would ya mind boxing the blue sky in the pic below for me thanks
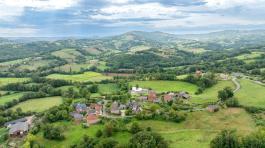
[1,0,265,37]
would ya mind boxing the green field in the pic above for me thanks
[0,128,8,144]
[129,80,198,94]
[98,83,119,94]
[235,79,265,108]
[192,80,235,104]
[0,78,30,87]
[52,48,82,62]
[235,52,263,60]
[47,72,112,82]
[17,60,53,71]
[34,122,131,148]
[0,93,24,105]
[139,108,255,148]
[11,97,63,112]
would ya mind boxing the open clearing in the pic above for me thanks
[129,80,198,94]
[34,122,131,148]
[11,96,63,112]
[98,83,119,94]
[0,78,30,87]
[139,108,255,148]
[235,52,263,60]
[47,72,112,82]
[0,93,24,105]
[192,80,235,104]
[235,79,265,108]
[52,49,82,62]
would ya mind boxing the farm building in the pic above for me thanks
[70,113,84,124]
[148,91,158,102]
[89,103,103,115]
[130,87,148,94]
[163,93,175,102]
[75,103,87,113]
[111,101,120,114]
[177,91,190,99]
[86,114,100,125]
[9,122,29,137]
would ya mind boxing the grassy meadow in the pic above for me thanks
[34,122,131,148]
[0,93,25,105]
[47,72,112,82]
[235,79,265,108]
[129,80,198,94]
[52,49,82,62]
[11,96,63,112]
[0,78,30,87]
[98,83,119,94]
[192,80,235,104]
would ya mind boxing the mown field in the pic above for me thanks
[46,72,112,82]
[0,78,30,87]
[11,96,63,112]
[129,80,198,94]
[0,93,25,105]
[52,48,82,62]
[98,83,119,94]
[235,79,265,108]
[192,80,235,104]
[139,108,256,148]
[34,122,131,148]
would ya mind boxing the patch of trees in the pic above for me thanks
[184,73,217,94]
[43,124,65,140]
[210,129,265,148]
[44,103,71,123]
[0,108,32,126]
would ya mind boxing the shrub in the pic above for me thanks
[225,98,239,107]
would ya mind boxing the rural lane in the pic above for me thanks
[232,77,240,93]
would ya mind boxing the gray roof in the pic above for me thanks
[4,118,27,127]
[9,122,29,135]
[70,113,83,120]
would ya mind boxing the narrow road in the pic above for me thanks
[232,77,240,93]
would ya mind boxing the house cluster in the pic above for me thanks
[70,103,103,125]
[4,116,34,137]
[131,86,191,104]
[110,100,142,116]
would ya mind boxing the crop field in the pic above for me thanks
[192,80,235,104]
[235,79,265,108]
[139,108,255,148]
[0,78,30,87]
[47,72,112,82]
[129,80,198,94]
[0,93,24,105]
[11,96,63,112]
[34,122,131,147]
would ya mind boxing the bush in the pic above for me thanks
[225,98,239,107]
[130,122,141,134]
[96,129,103,138]
[210,130,240,148]
[43,124,64,140]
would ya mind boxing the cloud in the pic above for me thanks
[0,27,39,37]
[204,0,265,9]
[90,3,184,20]
[103,0,133,4]
[0,0,79,21]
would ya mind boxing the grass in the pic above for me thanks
[139,108,256,147]
[34,122,131,148]
[0,128,8,144]
[0,93,24,105]
[17,60,52,71]
[11,96,63,112]
[52,49,82,62]
[0,77,30,87]
[235,52,263,60]
[235,79,265,108]
[98,83,119,94]
[192,80,235,104]
[129,80,198,94]
[47,72,112,82]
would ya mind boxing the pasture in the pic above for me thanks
[0,93,24,105]
[47,72,112,82]
[34,122,131,148]
[235,52,263,60]
[235,79,265,108]
[0,78,30,87]
[129,80,198,94]
[17,60,53,71]
[98,83,119,94]
[192,80,235,104]
[11,96,63,112]
[52,49,82,62]
[139,108,255,147]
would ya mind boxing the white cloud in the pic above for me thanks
[91,3,184,20]
[103,0,133,4]
[0,27,39,37]
[204,0,265,9]
[0,0,79,21]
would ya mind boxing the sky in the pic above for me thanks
[1,0,265,37]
